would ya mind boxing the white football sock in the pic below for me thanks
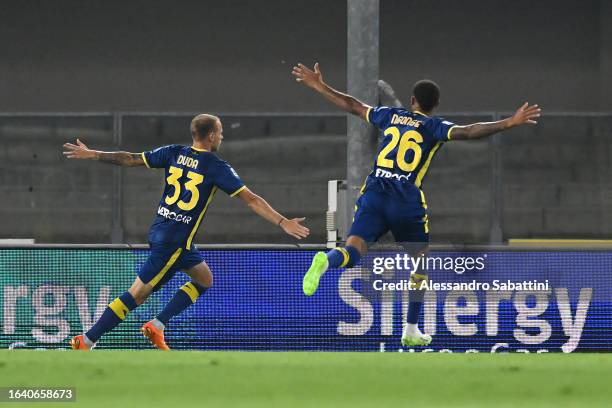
[403,323,422,337]
[151,318,165,330]
[83,334,95,347]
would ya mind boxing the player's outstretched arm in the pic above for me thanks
[450,102,541,140]
[236,187,310,240]
[292,62,370,121]
[63,139,145,167]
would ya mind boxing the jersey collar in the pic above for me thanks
[190,146,208,152]
[413,110,429,117]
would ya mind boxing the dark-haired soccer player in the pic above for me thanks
[292,62,540,346]
[63,114,309,350]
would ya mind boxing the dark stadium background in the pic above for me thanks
[1,0,611,244]
[1,3,611,406]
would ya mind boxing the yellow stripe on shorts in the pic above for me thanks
[149,248,183,288]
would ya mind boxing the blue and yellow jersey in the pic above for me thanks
[141,144,245,249]
[364,106,456,205]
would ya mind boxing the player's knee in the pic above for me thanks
[187,262,213,288]
[191,280,210,294]
[128,277,153,305]
[400,242,429,257]
[192,270,212,289]
[413,243,429,258]
[343,245,361,268]
[202,270,213,288]
[346,235,367,254]
[198,274,213,289]
[128,286,150,305]
[132,293,148,305]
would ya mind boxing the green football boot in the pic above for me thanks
[401,327,433,347]
[303,252,329,296]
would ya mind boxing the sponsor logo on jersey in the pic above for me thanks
[157,206,193,224]
[375,168,412,182]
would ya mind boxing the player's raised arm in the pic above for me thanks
[450,102,541,141]
[62,139,145,167]
[236,187,310,240]
[292,62,371,122]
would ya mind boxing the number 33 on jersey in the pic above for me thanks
[141,144,246,249]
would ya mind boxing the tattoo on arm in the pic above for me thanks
[97,152,144,167]
[451,119,511,141]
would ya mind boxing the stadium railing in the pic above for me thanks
[1,111,611,244]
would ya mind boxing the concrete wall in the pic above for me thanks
[380,0,604,112]
[3,113,611,244]
[0,115,347,244]
[1,0,611,244]
[0,0,609,112]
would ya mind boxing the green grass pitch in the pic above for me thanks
[0,351,610,408]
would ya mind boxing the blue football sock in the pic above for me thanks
[326,246,361,269]
[407,273,427,324]
[326,248,344,268]
[157,281,208,325]
[86,291,138,343]
[407,301,423,324]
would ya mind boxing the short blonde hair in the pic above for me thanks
[190,114,219,140]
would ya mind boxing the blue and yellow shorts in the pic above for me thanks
[348,190,429,244]
[138,244,204,291]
